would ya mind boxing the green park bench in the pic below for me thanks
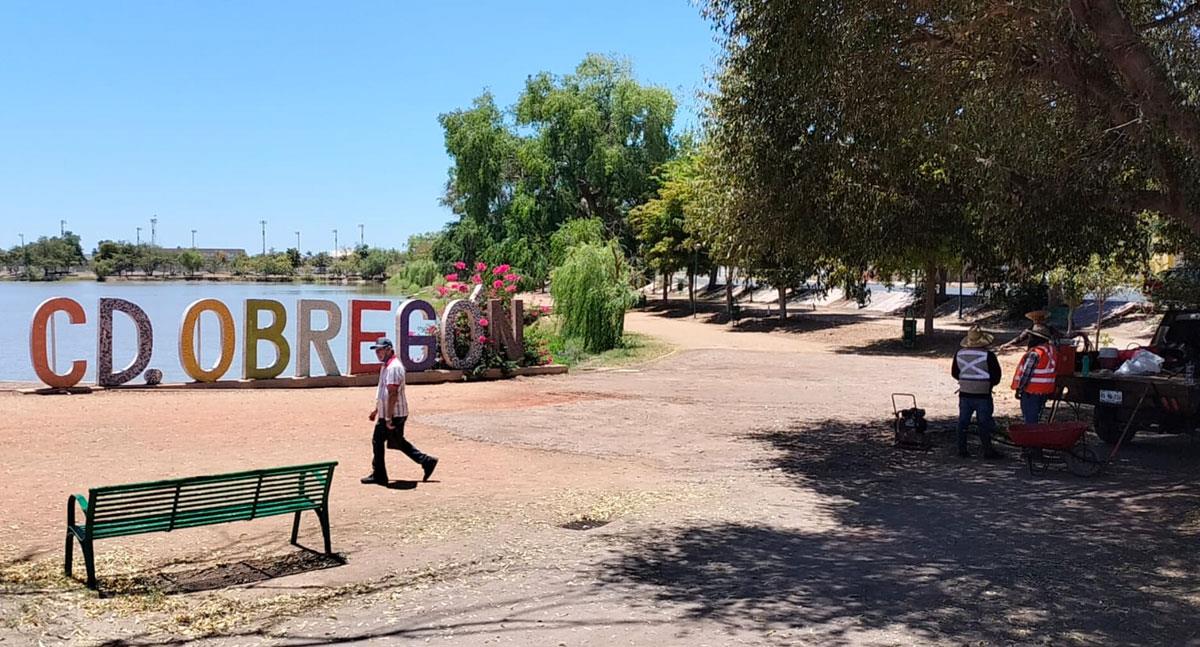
[65,461,337,590]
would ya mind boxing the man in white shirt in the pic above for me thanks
[361,338,438,485]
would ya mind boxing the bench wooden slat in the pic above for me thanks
[92,470,327,504]
[90,462,336,495]
[91,482,326,520]
[66,461,336,591]
[90,497,321,539]
[89,494,324,531]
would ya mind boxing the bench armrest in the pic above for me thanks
[67,494,88,527]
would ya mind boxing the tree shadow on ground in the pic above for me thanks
[72,536,347,597]
[638,302,867,335]
[832,330,1024,358]
[598,417,1200,645]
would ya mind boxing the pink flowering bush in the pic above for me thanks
[437,260,536,376]
[442,261,523,305]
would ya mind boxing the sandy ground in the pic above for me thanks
[3,308,1198,646]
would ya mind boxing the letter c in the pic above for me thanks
[29,297,87,388]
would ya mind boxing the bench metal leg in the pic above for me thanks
[64,531,74,577]
[82,540,97,590]
[290,511,302,545]
[315,508,332,555]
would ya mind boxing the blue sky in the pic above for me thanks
[0,1,718,254]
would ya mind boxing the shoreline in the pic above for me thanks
[1,272,384,285]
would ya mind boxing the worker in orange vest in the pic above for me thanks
[1012,323,1058,424]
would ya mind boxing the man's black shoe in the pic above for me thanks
[422,457,438,482]
[361,475,387,485]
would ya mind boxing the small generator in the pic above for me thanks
[892,393,931,450]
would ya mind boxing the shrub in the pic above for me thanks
[550,243,637,353]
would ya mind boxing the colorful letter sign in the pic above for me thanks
[348,299,391,375]
[179,299,236,382]
[97,298,154,387]
[29,297,87,388]
[244,299,291,380]
[29,295,528,387]
[397,299,438,372]
[297,299,342,377]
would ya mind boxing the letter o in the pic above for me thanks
[179,299,235,382]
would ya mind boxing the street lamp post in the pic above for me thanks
[150,216,157,245]
[191,229,197,248]
[19,233,28,278]
[136,227,142,245]
[358,224,364,247]
[60,220,66,236]
[260,220,267,255]
[295,231,301,251]
[332,229,338,255]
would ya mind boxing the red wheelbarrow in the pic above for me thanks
[1007,422,1103,477]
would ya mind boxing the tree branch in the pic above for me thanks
[1070,0,1200,155]
[1136,2,1200,30]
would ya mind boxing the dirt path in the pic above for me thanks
[2,309,1197,646]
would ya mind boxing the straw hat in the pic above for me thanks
[1025,310,1050,323]
[961,326,995,348]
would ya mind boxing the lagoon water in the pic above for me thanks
[0,281,403,384]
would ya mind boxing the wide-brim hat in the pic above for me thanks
[1025,310,1050,323]
[961,327,995,348]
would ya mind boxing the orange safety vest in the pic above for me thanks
[1011,343,1057,395]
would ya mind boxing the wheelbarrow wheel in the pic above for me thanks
[1066,445,1103,477]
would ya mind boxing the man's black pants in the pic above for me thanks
[371,416,431,480]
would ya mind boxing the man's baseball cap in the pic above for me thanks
[369,337,394,350]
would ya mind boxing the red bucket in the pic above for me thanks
[1055,343,1077,377]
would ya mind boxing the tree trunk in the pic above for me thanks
[937,267,948,300]
[688,268,695,313]
[924,260,937,335]
[778,285,787,321]
[662,272,669,304]
[708,264,719,291]
[726,267,735,317]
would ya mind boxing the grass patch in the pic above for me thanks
[573,332,674,369]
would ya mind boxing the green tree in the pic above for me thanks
[311,252,331,275]
[178,250,204,276]
[630,151,705,304]
[437,55,678,284]
[360,249,392,280]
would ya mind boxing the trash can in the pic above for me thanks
[902,309,917,348]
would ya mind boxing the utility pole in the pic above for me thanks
[295,231,301,251]
[332,229,338,255]
[150,216,157,245]
[19,233,28,280]
[358,224,364,247]
[60,219,66,236]
[136,227,142,245]
[260,220,267,255]
[191,229,197,248]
